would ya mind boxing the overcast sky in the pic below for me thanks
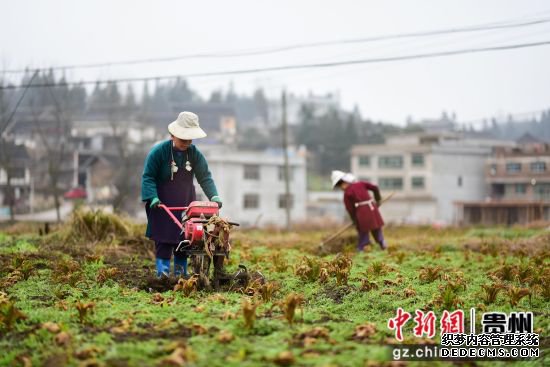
[1,0,550,125]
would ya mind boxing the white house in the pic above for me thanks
[307,191,347,223]
[196,146,307,227]
[0,142,32,216]
[351,133,513,225]
[71,119,158,146]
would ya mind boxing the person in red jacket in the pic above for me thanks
[331,170,387,251]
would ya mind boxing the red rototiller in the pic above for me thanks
[158,201,242,289]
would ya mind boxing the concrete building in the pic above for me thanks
[195,146,307,227]
[456,135,550,225]
[71,151,118,204]
[351,133,512,225]
[410,111,457,133]
[307,191,347,222]
[71,119,158,148]
[0,142,32,216]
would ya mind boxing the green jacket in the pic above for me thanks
[141,140,218,203]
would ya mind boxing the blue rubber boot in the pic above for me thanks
[174,256,188,277]
[156,258,171,277]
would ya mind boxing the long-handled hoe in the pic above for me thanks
[318,192,395,251]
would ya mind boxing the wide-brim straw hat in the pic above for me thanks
[168,111,207,140]
[331,170,345,188]
[331,170,356,188]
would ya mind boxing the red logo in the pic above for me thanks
[387,307,412,341]
[413,310,436,338]
[441,310,465,334]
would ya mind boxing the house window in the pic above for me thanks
[506,162,522,173]
[278,194,294,209]
[243,194,259,209]
[515,184,527,194]
[411,153,424,167]
[358,155,370,167]
[411,176,425,189]
[489,164,497,176]
[10,167,25,179]
[244,164,260,180]
[378,155,403,169]
[458,176,463,187]
[534,183,550,200]
[530,162,546,173]
[378,177,403,190]
[278,166,293,181]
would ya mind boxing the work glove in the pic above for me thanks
[211,196,223,209]
[149,197,161,209]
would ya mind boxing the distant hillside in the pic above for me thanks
[475,110,550,142]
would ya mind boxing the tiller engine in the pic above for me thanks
[159,201,239,289]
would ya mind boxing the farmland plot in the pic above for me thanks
[0,213,548,366]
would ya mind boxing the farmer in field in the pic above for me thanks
[332,170,387,251]
[141,111,222,277]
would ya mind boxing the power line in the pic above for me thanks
[2,17,550,74]
[1,70,39,136]
[1,39,550,91]
[260,19,550,93]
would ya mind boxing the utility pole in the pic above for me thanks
[282,90,291,230]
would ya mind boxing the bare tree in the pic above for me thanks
[106,83,144,214]
[0,72,38,221]
[29,82,72,222]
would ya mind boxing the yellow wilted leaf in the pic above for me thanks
[274,351,295,366]
[159,343,195,366]
[279,293,304,325]
[41,322,60,333]
[193,305,205,313]
[221,311,236,321]
[207,293,228,304]
[56,301,69,311]
[192,324,208,335]
[155,317,176,330]
[15,356,32,367]
[160,347,187,366]
[353,323,377,340]
[74,346,103,360]
[151,293,165,304]
[217,330,234,344]
[110,318,132,334]
[55,331,71,346]
[241,299,259,329]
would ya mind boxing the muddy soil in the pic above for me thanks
[318,284,356,304]
[314,233,356,256]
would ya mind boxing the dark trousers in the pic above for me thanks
[357,228,385,250]
[155,241,187,261]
